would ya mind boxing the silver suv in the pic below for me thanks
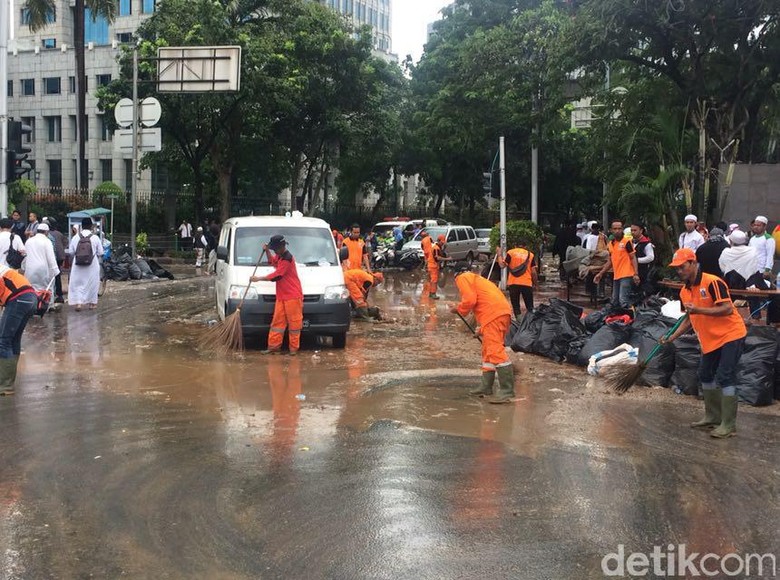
[402,225,479,266]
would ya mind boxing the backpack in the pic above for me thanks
[5,233,24,269]
[74,233,95,266]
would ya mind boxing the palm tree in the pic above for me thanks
[24,0,116,192]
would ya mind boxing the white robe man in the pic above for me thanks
[68,218,104,311]
[679,214,705,251]
[23,222,59,291]
[0,218,26,267]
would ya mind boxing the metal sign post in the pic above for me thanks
[499,136,507,290]
[131,44,139,258]
[0,0,9,217]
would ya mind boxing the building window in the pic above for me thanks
[42,38,56,49]
[84,9,109,45]
[119,0,131,16]
[96,74,112,87]
[101,159,113,183]
[20,8,30,25]
[99,115,112,141]
[21,79,34,96]
[27,160,36,182]
[45,116,62,142]
[48,160,62,188]
[141,0,155,13]
[124,159,132,191]
[6,81,11,97]
[44,77,61,95]
[68,75,88,94]
[70,116,88,141]
[116,32,133,44]
[21,117,35,143]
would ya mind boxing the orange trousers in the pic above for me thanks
[427,264,439,295]
[268,298,303,352]
[480,314,511,371]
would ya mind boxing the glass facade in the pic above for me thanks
[84,9,110,45]
[322,0,391,53]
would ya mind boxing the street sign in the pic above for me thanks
[157,46,241,92]
[140,97,162,127]
[114,98,134,128]
[114,128,162,154]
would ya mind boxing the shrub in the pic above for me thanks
[488,220,544,253]
[136,232,149,256]
[8,178,36,208]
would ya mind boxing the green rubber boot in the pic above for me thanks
[489,365,515,404]
[711,394,737,438]
[355,307,375,322]
[690,388,721,429]
[0,357,18,396]
[469,371,495,397]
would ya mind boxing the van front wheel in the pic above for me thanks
[332,333,347,349]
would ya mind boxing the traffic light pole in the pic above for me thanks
[130,44,139,258]
[0,0,9,217]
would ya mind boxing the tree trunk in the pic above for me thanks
[218,170,232,223]
[434,191,446,214]
[289,155,302,212]
[192,166,204,225]
[75,0,87,192]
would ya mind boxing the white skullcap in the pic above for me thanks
[684,214,698,222]
[727,223,740,233]
[729,230,747,246]
[754,215,768,225]
[37,222,49,232]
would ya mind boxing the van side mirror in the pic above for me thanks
[339,246,349,262]
[216,245,228,261]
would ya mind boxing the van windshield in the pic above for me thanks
[415,227,447,241]
[234,227,337,267]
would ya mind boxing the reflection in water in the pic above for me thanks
[268,356,302,466]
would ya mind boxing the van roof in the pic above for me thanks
[224,215,331,229]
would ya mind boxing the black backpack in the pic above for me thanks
[5,233,24,269]
[74,233,95,266]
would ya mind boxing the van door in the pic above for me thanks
[215,225,231,318]
[447,228,460,260]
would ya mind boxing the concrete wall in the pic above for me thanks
[719,163,780,229]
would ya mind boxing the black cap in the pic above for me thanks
[268,234,286,250]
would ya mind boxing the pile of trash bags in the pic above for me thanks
[506,298,779,406]
[104,250,175,282]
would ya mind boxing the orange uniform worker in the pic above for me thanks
[450,271,515,403]
[427,234,451,299]
[344,269,384,320]
[249,235,304,355]
[498,244,537,317]
[594,219,640,308]
[420,231,432,264]
[343,224,372,272]
[660,248,747,438]
[0,265,38,396]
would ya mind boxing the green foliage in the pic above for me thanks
[8,178,36,207]
[92,181,123,206]
[488,220,544,253]
[136,232,149,256]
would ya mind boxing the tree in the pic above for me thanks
[24,0,116,192]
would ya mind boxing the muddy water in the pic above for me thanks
[1,270,778,578]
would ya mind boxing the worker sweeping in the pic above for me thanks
[450,270,515,403]
[345,269,384,321]
[249,235,303,356]
[660,248,747,438]
[427,234,451,300]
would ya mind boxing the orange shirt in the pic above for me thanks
[0,266,33,305]
[344,268,373,304]
[427,242,442,269]
[506,248,535,287]
[679,270,747,354]
[455,272,511,326]
[421,236,432,261]
[343,237,366,270]
[608,238,636,280]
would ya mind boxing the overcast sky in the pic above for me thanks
[392,0,450,63]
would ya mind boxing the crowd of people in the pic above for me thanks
[178,219,222,273]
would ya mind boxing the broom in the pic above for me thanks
[456,312,482,343]
[202,248,267,355]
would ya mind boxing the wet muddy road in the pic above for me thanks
[1,270,778,579]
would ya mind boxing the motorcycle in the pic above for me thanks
[397,249,422,271]
[373,244,395,269]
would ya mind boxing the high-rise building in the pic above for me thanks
[319,0,392,54]
[6,0,161,192]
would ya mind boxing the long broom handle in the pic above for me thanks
[642,314,689,365]
[456,312,483,343]
[237,248,267,310]
[486,252,498,280]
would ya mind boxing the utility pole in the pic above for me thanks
[0,0,9,217]
[130,44,139,258]
[531,125,538,224]
[602,63,610,231]
[499,136,507,290]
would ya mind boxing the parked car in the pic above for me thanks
[475,228,493,256]
[401,224,479,265]
[214,214,351,348]
[371,221,416,239]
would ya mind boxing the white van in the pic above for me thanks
[214,214,351,347]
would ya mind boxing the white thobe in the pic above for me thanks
[68,229,104,305]
[23,233,60,290]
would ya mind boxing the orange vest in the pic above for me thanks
[679,270,747,354]
[506,248,534,287]
[421,236,432,261]
[455,272,511,326]
[0,267,33,305]
[428,242,442,269]
[343,237,365,270]
[608,237,635,280]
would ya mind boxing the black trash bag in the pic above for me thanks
[480,259,501,283]
[629,311,677,387]
[146,259,175,280]
[135,259,153,275]
[576,324,631,367]
[775,330,780,400]
[127,262,143,280]
[505,319,521,346]
[566,334,591,365]
[735,326,778,407]
[111,261,130,281]
[583,308,609,333]
[670,334,701,396]
[533,298,586,362]
[510,305,549,353]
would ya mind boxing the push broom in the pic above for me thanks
[456,312,482,342]
[202,248,267,355]
[606,299,772,393]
